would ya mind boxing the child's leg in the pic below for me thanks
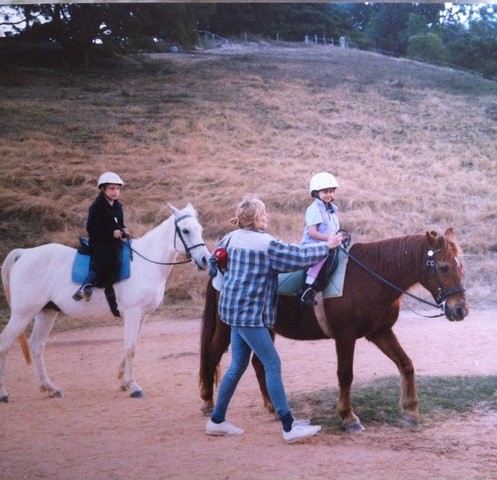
[302,257,327,305]
[306,257,327,284]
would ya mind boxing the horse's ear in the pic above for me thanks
[185,202,197,216]
[168,203,180,217]
[426,230,440,249]
[444,227,455,242]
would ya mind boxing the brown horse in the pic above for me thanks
[199,228,469,432]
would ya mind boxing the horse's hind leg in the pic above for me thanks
[200,322,231,416]
[368,328,420,429]
[30,309,62,398]
[0,314,33,402]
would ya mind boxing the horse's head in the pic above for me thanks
[168,203,210,270]
[422,228,469,321]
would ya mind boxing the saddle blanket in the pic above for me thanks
[277,246,349,298]
[71,241,132,284]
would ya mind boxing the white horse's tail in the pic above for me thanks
[1,249,32,365]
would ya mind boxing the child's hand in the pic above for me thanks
[113,229,123,238]
[327,232,343,250]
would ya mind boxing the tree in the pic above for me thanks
[202,3,357,42]
[3,4,215,68]
[442,4,497,77]
[363,3,444,55]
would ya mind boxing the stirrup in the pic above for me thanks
[72,284,93,302]
[301,287,318,306]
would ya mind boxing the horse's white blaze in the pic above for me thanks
[0,203,210,401]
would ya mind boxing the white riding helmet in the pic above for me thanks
[97,172,124,189]
[309,172,339,194]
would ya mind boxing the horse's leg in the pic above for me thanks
[251,330,275,414]
[120,309,145,398]
[30,309,62,398]
[0,314,33,403]
[367,328,420,429]
[118,313,147,394]
[200,320,231,416]
[335,335,365,433]
[200,321,231,416]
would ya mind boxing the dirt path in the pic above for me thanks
[1,309,496,479]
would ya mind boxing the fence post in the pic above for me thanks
[305,35,309,44]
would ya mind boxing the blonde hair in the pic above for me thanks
[231,198,266,229]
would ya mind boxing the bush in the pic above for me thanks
[407,32,445,62]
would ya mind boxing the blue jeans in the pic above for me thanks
[211,326,291,422]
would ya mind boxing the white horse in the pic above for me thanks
[0,203,210,402]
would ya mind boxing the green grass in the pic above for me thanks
[290,375,497,432]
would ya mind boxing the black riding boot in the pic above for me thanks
[105,286,121,318]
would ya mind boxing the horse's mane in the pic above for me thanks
[350,234,425,268]
[137,205,198,242]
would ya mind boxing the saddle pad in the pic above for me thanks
[71,241,132,284]
[277,246,349,299]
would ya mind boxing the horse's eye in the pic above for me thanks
[439,265,449,274]
[182,229,190,235]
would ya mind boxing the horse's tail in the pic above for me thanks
[1,249,32,365]
[1,248,24,307]
[199,277,220,395]
[18,333,31,365]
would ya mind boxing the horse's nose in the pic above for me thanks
[446,303,469,322]
[197,255,208,270]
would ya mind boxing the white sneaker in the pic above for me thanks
[206,419,244,436]
[283,419,321,443]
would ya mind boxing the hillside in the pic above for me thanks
[1,42,496,322]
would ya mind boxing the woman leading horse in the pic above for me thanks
[200,228,469,432]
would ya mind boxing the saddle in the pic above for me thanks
[71,238,132,284]
[72,238,133,318]
[278,245,350,299]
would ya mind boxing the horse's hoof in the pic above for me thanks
[201,405,214,417]
[345,422,365,434]
[0,395,10,403]
[130,390,146,398]
[49,391,63,398]
[402,415,421,431]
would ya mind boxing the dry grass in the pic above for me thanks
[1,43,496,326]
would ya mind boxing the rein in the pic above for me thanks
[339,243,463,318]
[121,214,206,266]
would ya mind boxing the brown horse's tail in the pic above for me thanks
[199,277,220,395]
[1,249,32,365]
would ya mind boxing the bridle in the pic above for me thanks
[424,248,465,306]
[173,214,206,260]
[340,244,465,318]
[122,214,206,266]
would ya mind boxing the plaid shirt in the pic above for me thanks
[217,229,328,328]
